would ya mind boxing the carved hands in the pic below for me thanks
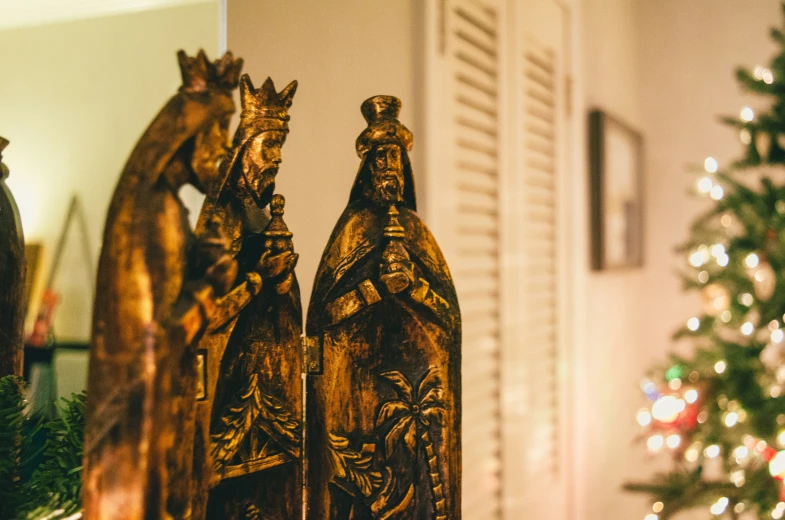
[256,239,298,295]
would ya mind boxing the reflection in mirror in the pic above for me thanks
[0,0,220,404]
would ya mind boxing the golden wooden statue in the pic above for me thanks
[82,49,243,520]
[305,96,462,519]
[192,75,301,520]
[0,137,25,379]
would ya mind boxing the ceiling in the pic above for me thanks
[0,0,215,31]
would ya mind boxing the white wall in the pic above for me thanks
[0,2,219,341]
[226,0,416,306]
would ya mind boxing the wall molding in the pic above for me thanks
[0,0,215,31]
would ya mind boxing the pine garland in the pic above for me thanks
[0,375,85,519]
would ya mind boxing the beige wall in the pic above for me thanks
[575,1,652,518]
[0,2,219,340]
[227,0,416,306]
[576,0,782,519]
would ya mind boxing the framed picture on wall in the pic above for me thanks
[589,109,644,270]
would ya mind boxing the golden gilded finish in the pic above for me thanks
[191,75,301,520]
[305,96,462,519]
[0,137,25,379]
[83,61,461,517]
[82,49,243,520]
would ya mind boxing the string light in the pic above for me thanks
[774,503,785,520]
[715,360,727,374]
[637,409,652,427]
[705,444,721,458]
[741,106,755,121]
[773,329,784,343]
[685,445,700,462]
[710,244,725,257]
[710,497,729,515]
[721,310,732,323]
[777,430,785,447]
[746,253,760,268]
[764,69,775,84]
[668,378,682,391]
[653,502,664,513]
[644,515,658,520]
[717,253,729,266]
[685,389,699,403]
[735,445,749,463]
[704,156,719,173]
[647,435,665,451]
[698,271,709,283]
[770,451,785,480]
[697,176,713,193]
[740,128,752,144]
[667,434,681,449]
[740,293,754,306]
[741,322,755,336]
[710,185,724,200]
[651,395,685,423]
[734,503,745,514]
[687,317,700,331]
[725,412,739,427]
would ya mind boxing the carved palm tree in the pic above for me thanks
[376,367,447,520]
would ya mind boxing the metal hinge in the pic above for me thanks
[303,335,322,375]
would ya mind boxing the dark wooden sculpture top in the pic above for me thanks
[0,137,25,379]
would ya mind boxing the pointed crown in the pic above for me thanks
[177,49,243,93]
[239,75,298,132]
[356,95,413,158]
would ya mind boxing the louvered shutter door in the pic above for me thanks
[500,1,570,518]
[441,1,505,518]
[420,1,571,517]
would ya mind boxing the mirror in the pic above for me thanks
[0,0,222,403]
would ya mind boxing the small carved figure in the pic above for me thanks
[192,75,301,520]
[0,137,25,379]
[306,96,462,519]
[82,49,243,520]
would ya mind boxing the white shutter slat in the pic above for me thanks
[446,1,503,517]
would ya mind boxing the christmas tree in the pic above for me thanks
[625,5,785,519]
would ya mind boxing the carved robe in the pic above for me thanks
[0,138,25,379]
[83,59,237,519]
[306,157,462,520]
[193,113,302,519]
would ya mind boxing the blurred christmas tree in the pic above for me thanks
[625,5,785,519]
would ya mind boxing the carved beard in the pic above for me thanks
[369,169,404,207]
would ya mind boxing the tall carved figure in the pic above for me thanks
[83,50,242,520]
[0,138,25,379]
[192,75,301,520]
[306,96,462,519]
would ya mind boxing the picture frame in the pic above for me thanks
[589,109,644,271]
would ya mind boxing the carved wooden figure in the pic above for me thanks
[82,49,243,520]
[192,75,301,520]
[305,96,462,519]
[0,137,25,379]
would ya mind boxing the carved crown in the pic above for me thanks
[177,49,243,93]
[240,75,298,123]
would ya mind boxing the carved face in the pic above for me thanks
[240,131,286,207]
[369,144,404,205]
[190,115,232,193]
